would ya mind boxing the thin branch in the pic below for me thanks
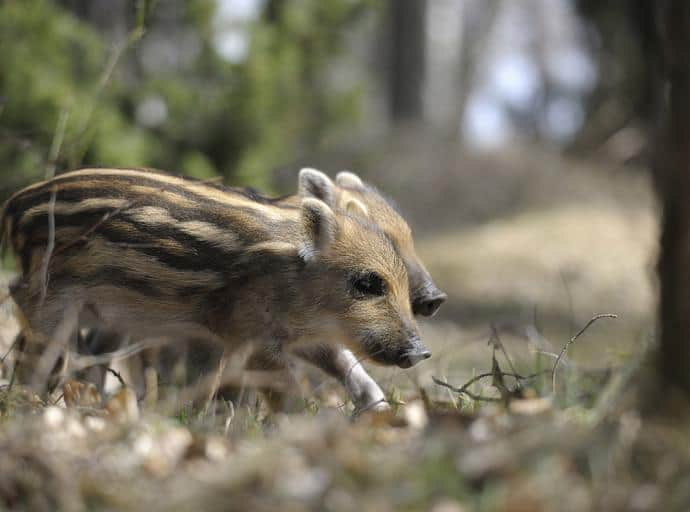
[107,367,127,389]
[44,109,69,179]
[530,349,566,361]
[433,369,548,399]
[489,324,520,387]
[551,313,618,394]
[202,349,230,418]
[38,186,57,305]
[0,335,19,364]
[432,376,501,403]
[69,11,149,168]
[351,398,391,418]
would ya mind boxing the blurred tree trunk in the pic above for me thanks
[570,1,659,155]
[654,0,690,395]
[389,0,426,121]
[455,0,502,142]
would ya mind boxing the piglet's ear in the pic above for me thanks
[299,168,336,207]
[300,198,337,260]
[344,197,368,217]
[335,171,364,190]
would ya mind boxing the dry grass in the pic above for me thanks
[0,345,688,512]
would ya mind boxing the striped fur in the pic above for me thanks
[3,168,427,395]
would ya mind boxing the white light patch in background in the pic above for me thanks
[213,0,264,63]
[136,95,168,128]
[216,0,264,21]
[546,46,598,93]
[488,52,541,110]
[214,30,250,63]
[462,93,512,150]
[540,96,585,142]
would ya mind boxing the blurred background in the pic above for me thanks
[0,0,658,387]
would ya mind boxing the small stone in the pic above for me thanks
[43,406,65,429]
[134,433,154,457]
[431,499,467,512]
[204,436,229,461]
[85,416,107,432]
[65,417,87,438]
[404,400,429,430]
[159,427,193,462]
[278,467,330,501]
[509,397,552,416]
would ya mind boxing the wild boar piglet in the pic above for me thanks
[1,168,429,390]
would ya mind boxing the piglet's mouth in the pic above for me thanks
[366,342,432,368]
[396,348,432,368]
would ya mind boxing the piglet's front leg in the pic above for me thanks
[293,345,389,413]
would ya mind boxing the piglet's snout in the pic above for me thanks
[412,284,447,317]
[397,337,431,368]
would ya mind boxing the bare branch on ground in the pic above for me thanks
[551,313,618,394]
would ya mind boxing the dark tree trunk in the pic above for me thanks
[388,0,426,121]
[654,0,690,394]
[570,0,659,154]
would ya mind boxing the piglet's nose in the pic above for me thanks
[407,349,432,366]
[398,343,432,369]
[414,292,447,317]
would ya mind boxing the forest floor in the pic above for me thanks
[1,151,689,511]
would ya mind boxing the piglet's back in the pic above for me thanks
[2,168,302,297]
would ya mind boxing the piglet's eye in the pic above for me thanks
[352,272,386,298]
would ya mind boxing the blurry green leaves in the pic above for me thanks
[233,0,375,189]
[0,0,377,194]
[0,0,99,182]
[0,0,156,181]
[181,151,216,180]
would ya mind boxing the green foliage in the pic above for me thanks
[232,0,375,189]
[0,0,105,186]
[0,0,377,196]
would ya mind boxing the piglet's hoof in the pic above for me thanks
[352,399,392,421]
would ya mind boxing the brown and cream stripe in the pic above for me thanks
[1,168,302,296]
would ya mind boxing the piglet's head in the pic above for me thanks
[299,168,447,319]
[299,197,430,369]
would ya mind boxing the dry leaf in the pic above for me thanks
[105,387,139,423]
[509,397,553,416]
[63,379,101,408]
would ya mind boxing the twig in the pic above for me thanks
[551,313,618,394]
[44,108,69,179]
[203,350,230,418]
[69,7,149,168]
[351,398,391,418]
[432,376,502,403]
[50,200,135,257]
[38,187,57,305]
[432,369,549,403]
[489,325,520,388]
[0,335,19,364]
[529,348,562,360]
[50,174,226,260]
[107,367,126,388]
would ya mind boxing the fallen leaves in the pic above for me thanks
[63,379,101,408]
